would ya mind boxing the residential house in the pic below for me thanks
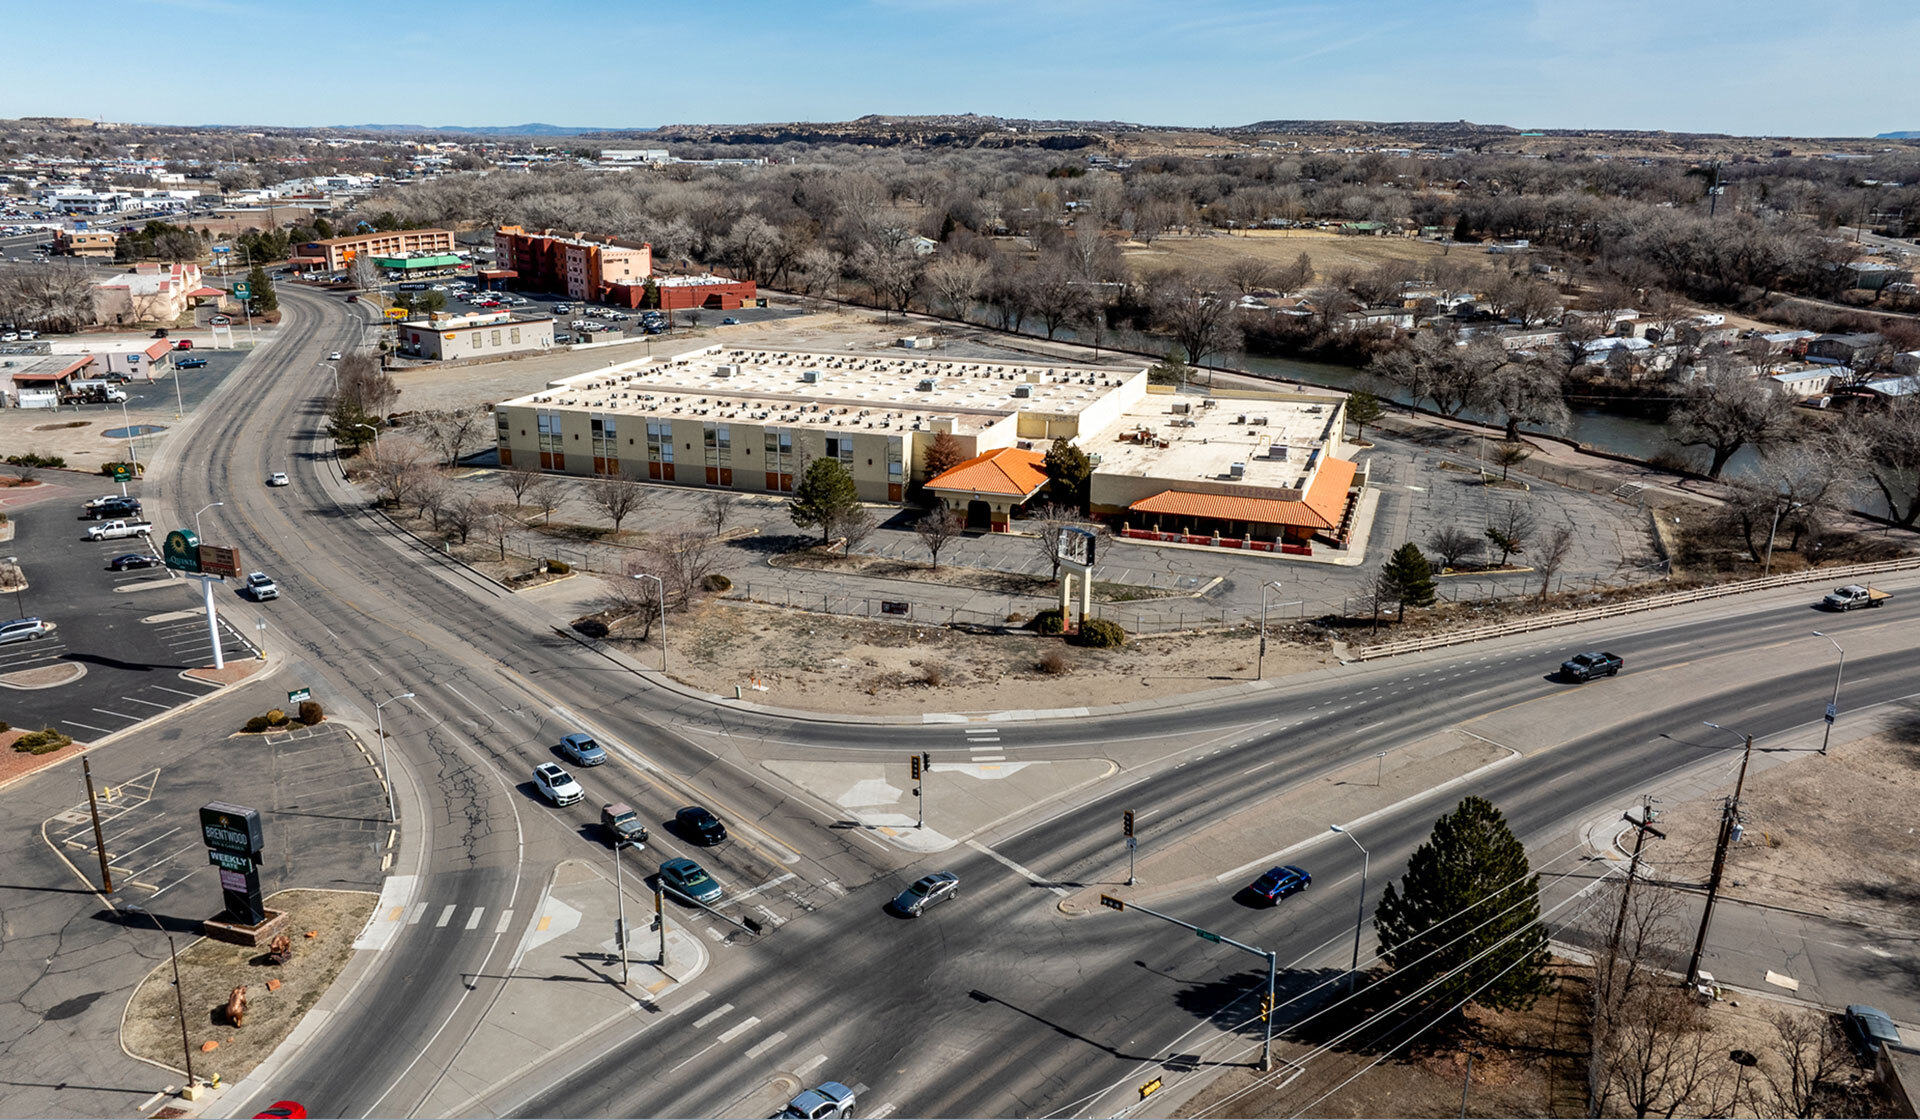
[1806,332,1885,367]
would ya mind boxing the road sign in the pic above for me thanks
[1126,836,1137,850]
[1824,703,1837,723]
[1139,1078,1162,1101]
[288,688,312,704]
[111,463,133,482]
[232,281,251,300]
[1196,929,1222,943]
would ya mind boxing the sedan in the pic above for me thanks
[779,1082,856,1120]
[675,805,727,845]
[891,871,960,916]
[1245,865,1312,905]
[176,357,207,369]
[558,732,607,766]
[533,762,584,806]
[721,317,739,325]
[267,472,289,487]
[328,351,341,361]
[658,857,721,905]
[252,1104,307,1120]
[1842,1004,1901,1059]
[108,553,163,571]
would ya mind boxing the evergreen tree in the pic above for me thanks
[1380,542,1437,621]
[789,458,861,545]
[1042,437,1092,511]
[1346,389,1384,439]
[921,431,967,481]
[1374,796,1552,1016]
[248,263,278,313]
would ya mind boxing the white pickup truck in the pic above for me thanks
[1820,585,1890,611]
[85,519,152,541]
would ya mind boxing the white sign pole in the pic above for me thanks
[202,576,224,670]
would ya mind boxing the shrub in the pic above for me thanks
[547,559,571,574]
[702,572,732,592]
[921,662,946,687]
[1036,649,1070,675]
[297,700,324,725]
[1032,608,1066,636]
[12,727,71,754]
[6,452,66,469]
[1070,618,1128,648]
[266,708,289,726]
[0,719,9,732]
[244,716,272,733]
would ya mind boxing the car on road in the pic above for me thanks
[108,553,163,571]
[658,857,722,905]
[251,1103,307,1119]
[778,1082,857,1119]
[267,472,289,487]
[891,871,960,916]
[721,317,739,325]
[1559,651,1623,681]
[675,805,728,845]
[1820,585,1889,611]
[176,356,207,368]
[174,339,192,350]
[601,802,649,848]
[0,617,53,644]
[533,762,583,806]
[244,571,279,601]
[1842,1004,1901,1059]
[328,351,341,361]
[559,732,607,766]
[1244,865,1312,905]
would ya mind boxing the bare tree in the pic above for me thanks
[836,505,876,557]
[1428,525,1483,570]
[1485,500,1536,565]
[527,475,566,525]
[1273,251,1315,296]
[636,529,720,608]
[1669,357,1797,478]
[1148,269,1241,377]
[587,475,647,534]
[913,506,962,571]
[1024,502,1082,579]
[604,568,663,640]
[336,353,398,418]
[368,442,426,508]
[499,462,541,508]
[412,469,447,524]
[1757,1009,1852,1119]
[1531,524,1575,596]
[436,491,484,544]
[702,491,734,537]
[1492,441,1533,481]
[1475,356,1571,442]
[853,242,922,319]
[422,408,486,468]
[1857,393,1920,527]
[925,254,988,321]
[477,500,515,560]
[1221,257,1276,295]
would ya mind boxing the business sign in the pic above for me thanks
[208,849,255,873]
[198,543,240,579]
[232,281,251,300]
[200,802,264,854]
[163,528,201,572]
[200,801,267,926]
[385,307,407,320]
[112,464,134,482]
[881,601,911,616]
[289,687,312,704]
[218,868,250,892]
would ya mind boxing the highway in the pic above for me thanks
[153,283,1920,1119]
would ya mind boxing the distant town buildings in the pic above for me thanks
[293,229,458,273]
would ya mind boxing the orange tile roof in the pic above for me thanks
[926,446,1051,498]
[1129,456,1357,529]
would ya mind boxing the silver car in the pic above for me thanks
[0,617,52,644]
[891,871,959,916]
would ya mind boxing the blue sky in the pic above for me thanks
[7,0,1916,136]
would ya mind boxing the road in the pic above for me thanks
[99,280,1920,1119]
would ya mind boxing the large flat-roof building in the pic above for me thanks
[91,262,203,326]
[493,226,652,302]
[495,346,1359,548]
[398,310,555,361]
[294,228,457,273]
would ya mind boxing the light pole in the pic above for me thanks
[321,363,338,399]
[1686,721,1755,986]
[1257,579,1283,679]
[1330,824,1370,993]
[192,501,223,539]
[613,838,631,987]
[352,422,378,452]
[1761,499,1802,576]
[170,354,184,419]
[374,691,415,822]
[118,395,137,494]
[629,572,667,671]
[1812,632,1844,756]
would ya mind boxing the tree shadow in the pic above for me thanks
[726,531,815,557]
[1169,966,1431,1056]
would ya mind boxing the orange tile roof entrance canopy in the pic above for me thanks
[925,447,1051,498]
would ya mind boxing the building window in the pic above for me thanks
[490,330,502,347]
[471,332,482,348]
[591,416,618,458]
[646,420,673,463]
[716,423,731,468]
[496,411,510,442]
[887,436,904,482]
[510,327,521,344]
[536,412,562,454]
[826,435,854,466]
[763,427,792,471]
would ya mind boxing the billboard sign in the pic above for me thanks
[198,543,240,579]
[232,281,251,301]
[163,529,201,573]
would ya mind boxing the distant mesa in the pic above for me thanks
[1878,130,1920,138]
[330,122,643,137]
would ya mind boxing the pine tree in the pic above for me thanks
[921,431,967,481]
[1042,437,1092,511]
[1380,542,1437,621]
[248,263,278,313]
[1373,797,1552,1016]
[789,458,860,545]
[1346,389,1384,440]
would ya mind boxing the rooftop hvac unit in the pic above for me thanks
[1171,401,1191,414]
[1230,462,1247,479]
[917,378,938,391]
[1268,444,1289,459]
[1012,384,1032,398]
[1251,416,1269,426]
[802,369,821,383]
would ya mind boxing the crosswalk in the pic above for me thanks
[964,725,1005,763]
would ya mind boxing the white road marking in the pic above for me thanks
[494,908,515,933]
[121,696,172,709]
[745,1030,787,1058]
[406,903,427,925]
[465,907,484,930]
[796,1053,828,1077]
[693,1003,734,1029]
[717,1016,760,1043]
[730,872,798,903]
[664,990,710,1016]
[435,904,456,928]
[970,753,1006,762]
[965,839,1069,897]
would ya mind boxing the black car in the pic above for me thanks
[1560,651,1622,681]
[87,499,142,520]
[675,805,727,845]
[108,553,163,571]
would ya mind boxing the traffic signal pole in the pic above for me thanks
[1123,810,1136,886]
[1101,894,1279,1071]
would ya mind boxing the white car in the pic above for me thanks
[328,351,342,361]
[267,472,289,487]
[533,763,583,806]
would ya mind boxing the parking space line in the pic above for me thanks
[91,708,144,722]
[62,720,111,734]
[120,696,173,710]
[151,685,205,697]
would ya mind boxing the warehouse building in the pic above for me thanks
[495,346,1359,549]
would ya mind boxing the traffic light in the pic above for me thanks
[1099,894,1125,912]
[1259,993,1274,1022]
[910,754,922,780]
[1123,810,1135,838]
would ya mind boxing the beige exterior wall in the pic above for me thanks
[402,318,555,360]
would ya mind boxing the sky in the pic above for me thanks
[6,0,1916,137]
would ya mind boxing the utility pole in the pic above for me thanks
[655,885,667,965]
[1460,1051,1480,1119]
[1686,724,1754,986]
[1590,799,1664,1117]
[1123,810,1136,886]
[83,758,113,894]
[614,840,629,987]
[1813,631,1845,756]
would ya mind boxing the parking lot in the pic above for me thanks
[376,278,805,343]
[0,476,257,740]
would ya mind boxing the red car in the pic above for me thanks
[253,1103,306,1119]
[174,339,193,350]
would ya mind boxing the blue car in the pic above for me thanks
[1246,865,1312,905]
[658,858,722,906]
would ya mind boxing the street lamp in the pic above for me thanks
[1811,632,1844,756]
[1761,499,1803,576]
[1686,721,1756,986]
[1329,824,1370,993]
[118,395,138,495]
[374,692,415,822]
[193,501,223,539]
[351,422,378,450]
[1257,580,1284,679]
[629,572,667,671]
[321,363,338,398]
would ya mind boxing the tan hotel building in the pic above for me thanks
[294,228,458,273]
[495,346,1358,547]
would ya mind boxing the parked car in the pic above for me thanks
[86,519,152,541]
[244,571,279,601]
[533,762,583,806]
[0,617,52,644]
[83,494,128,511]
[778,1082,857,1120]
[891,871,960,916]
[151,328,168,338]
[1244,865,1312,905]
[86,498,142,520]
[1559,651,1623,682]
[108,553,163,571]
[600,802,648,848]
[267,472,289,487]
[251,1102,307,1119]
[173,339,192,350]
[176,357,207,369]
[657,857,722,905]
[345,294,358,303]
[559,732,607,766]
[675,805,727,845]
[1842,1005,1901,1060]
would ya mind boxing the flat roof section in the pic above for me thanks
[1089,395,1342,491]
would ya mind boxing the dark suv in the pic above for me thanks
[1560,651,1623,682]
[674,806,727,845]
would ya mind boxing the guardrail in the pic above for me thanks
[1348,554,1920,661]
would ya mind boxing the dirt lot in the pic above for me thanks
[1123,229,1461,282]
[1651,713,1920,930]
[612,599,1326,715]
[122,888,375,1082]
